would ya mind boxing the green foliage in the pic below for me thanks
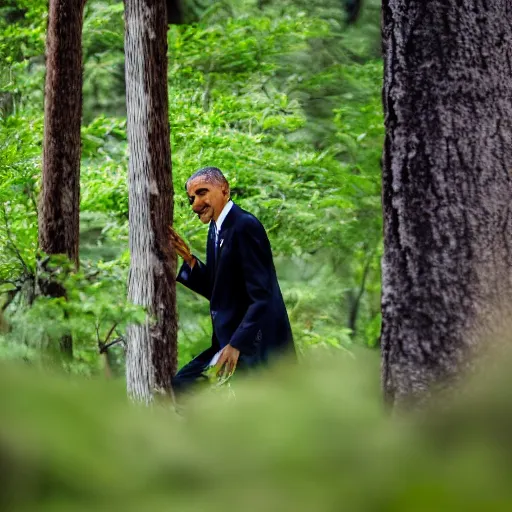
[82,1,126,120]
[0,0,384,373]
[0,115,40,284]
[3,353,512,510]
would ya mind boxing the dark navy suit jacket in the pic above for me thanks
[177,203,294,369]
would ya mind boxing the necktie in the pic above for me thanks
[214,223,219,260]
[208,221,217,265]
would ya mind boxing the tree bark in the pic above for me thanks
[39,0,86,269]
[124,0,178,402]
[38,0,87,361]
[381,0,512,407]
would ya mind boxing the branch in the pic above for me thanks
[104,322,118,345]
[99,337,124,354]
[95,320,101,345]
[0,278,20,287]
[2,286,20,312]
[98,322,119,353]
[348,247,376,338]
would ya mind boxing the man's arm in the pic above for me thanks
[177,257,211,300]
[169,226,212,300]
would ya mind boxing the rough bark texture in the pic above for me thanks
[381,0,512,407]
[124,0,178,402]
[38,0,87,360]
[39,0,86,269]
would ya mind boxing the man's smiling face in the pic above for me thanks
[186,176,229,224]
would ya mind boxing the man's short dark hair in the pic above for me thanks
[185,166,229,190]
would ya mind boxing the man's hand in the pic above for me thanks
[168,226,195,268]
[215,344,240,377]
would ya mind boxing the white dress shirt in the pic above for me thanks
[214,200,233,245]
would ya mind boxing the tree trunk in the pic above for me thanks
[39,0,86,269]
[124,0,178,402]
[345,0,363,24]
[38,0,87,361]
[347,251,373,339]
[381,0,512,407]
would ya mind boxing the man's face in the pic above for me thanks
[186,176,229,224]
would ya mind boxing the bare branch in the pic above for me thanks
[104,322,118,345]
[95,320,101,345]
[99,337,124,354]
[98,323,120,353]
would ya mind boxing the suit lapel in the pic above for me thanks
[214,203,239,275]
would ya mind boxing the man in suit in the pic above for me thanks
[169,166,294,394]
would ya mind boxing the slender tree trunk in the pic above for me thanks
[39,0,86,269]
[345,0,363,24]
[124,0,178,402]
[38,0,87,360]
[347,251,373,339]
[381,0,512,407]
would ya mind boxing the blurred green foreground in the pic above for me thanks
[2,351,512,512]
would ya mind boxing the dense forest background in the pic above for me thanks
[6,2,512,510]
[0,0,382,375]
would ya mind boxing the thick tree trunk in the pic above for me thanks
[381,1,512,407]
[39,0,86,269]
[38,0,87,361]
[124,0,178,402]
